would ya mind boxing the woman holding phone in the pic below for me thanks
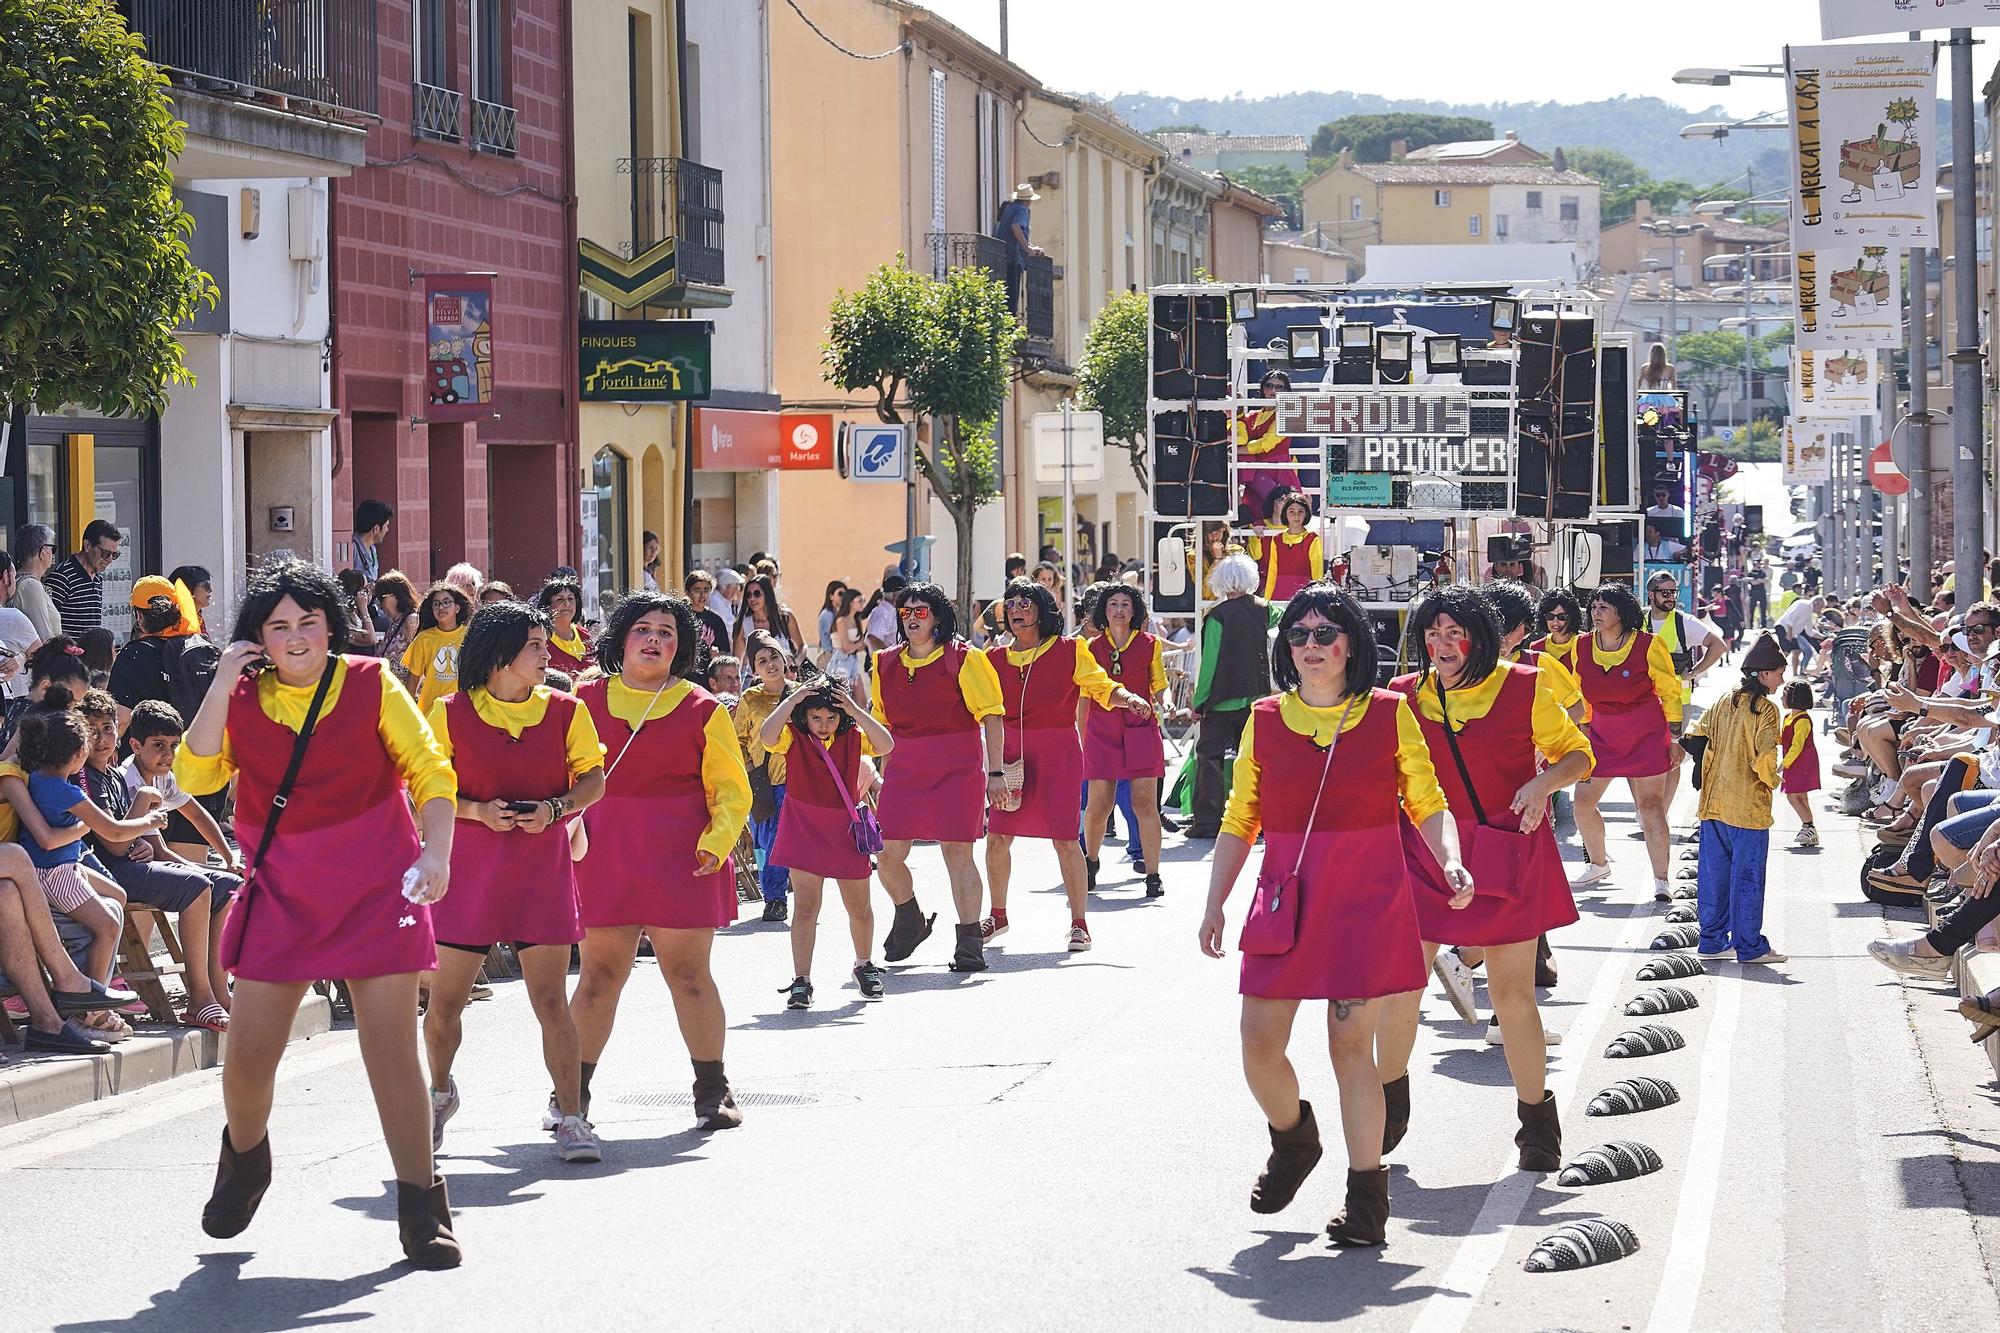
[174,559,461,1268]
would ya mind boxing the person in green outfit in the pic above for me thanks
[1186,553,1270,838]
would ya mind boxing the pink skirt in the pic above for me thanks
[1781,764,1821,794]
[877,729,986,843]
[1082,708,1166,781]
[988,724,1085,841]
[577,793,738,930]
[1585,703,1672,779]
[1399,816,1579,947]
[1239,827,1426,1000]
[431,822,583,946]
[772,795,873,880]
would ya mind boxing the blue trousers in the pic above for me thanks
[1696,820,1773,960]
[1078,780,1143,858]
[753,783,790,901]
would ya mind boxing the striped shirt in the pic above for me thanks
[43,554,103,637]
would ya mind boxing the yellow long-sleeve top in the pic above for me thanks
[1586,630,1685,725]
[734,682,789,784]
[1509,644,1584,713]
[766,722,878,758]
[1687,688,1781,829]
[1232,406,1284,456]
[869,643,1006,726]
[1780,710,1814,769]
[401,624,469,715]
[605,676,750,864]
[1001,635,1121,707]
[0,760,26,841]
[1408,665,1595,780]
[425,686,605,781]
[175,658,457,809]
[1248,530,1324,600]
[1090,629,1169,706]
[1221,691,1449,843]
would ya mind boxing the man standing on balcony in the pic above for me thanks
[995,184,1044,315]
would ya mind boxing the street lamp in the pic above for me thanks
[1680,114,1789,140]
[1672,64,1783,86]
[1640,219,1708,361]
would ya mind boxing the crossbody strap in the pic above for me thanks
[1432,672,1494,828]
[247,656,339,876]
[604,677,673,782]
[1286,695,1358,880]
[806,729,863,819]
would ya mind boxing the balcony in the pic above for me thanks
[413,81,461,142]
[121,0,378,116]
[925,232,1057,350]
[621,157,725,287]
[471,98,517,156]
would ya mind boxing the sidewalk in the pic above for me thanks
[0,993,329,1128]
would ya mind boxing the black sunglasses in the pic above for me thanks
[1285,624,1344,647]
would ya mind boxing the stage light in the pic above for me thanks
[1338,323,1375,352]
[1489,297,1521,333]
[1286,325,1326,366]
[1228,288,1258,322]
[1375,329,1413,385]
[1424,335,1462,371]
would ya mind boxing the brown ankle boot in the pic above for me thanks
[397,1174,462,1269]
[1326,1166,1390,1247]
[692,1058,743,1130]
[1250,1100,1323,1214]
[1381,1074,1411,1153]
[1515,1090,1562,1172]
[201,1126,272,1239]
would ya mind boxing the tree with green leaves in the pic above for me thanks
[1149,123,1210,136]
[1234,164,1303,229]
[823,258,1022,615]
[1077,290,1149,489]
[0,0,217,445]
[1673,328,1768,424]
[1308,113,1492,162]
[1563,146,1701,225]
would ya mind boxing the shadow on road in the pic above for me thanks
[1187,1229,1446,1320]
[55,1252,411,1333]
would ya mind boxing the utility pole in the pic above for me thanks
[1904,26,1935,597]
[1950,29,1985,602]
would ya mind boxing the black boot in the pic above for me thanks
[201,1126,272,1239]
[882,897,936,962]
[1381,1074,1411,1154]
[396,1174,462,1269]
[1250,1100,1323,1214]
[1514,1090,1562,1173]
[1326,1166,1390,1247]
[1144,873,1164,898]
[1534,933,1558,989]
[1085,857,1099,892]
[692,1058,743,1130]
[947,922,987,972]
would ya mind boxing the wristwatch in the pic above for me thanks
[987,770,1005,778]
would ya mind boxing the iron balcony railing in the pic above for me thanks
[121,0,378,116]
[471,97,517,156]
[413,81,461,141]
[620,157,725,287]
[925,233,1057,345]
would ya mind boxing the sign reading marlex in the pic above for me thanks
[579,320,713,402]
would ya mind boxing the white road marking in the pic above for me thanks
[0,1029,361,1172]
[1409,895,1661,1333]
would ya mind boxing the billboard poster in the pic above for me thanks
[424,275,495,421]
[1788,41,1937,253]
[1793,244,1902,348]
[1820,0,2000,40]
[1783,416,1846,484]
[1790,346,1880,413]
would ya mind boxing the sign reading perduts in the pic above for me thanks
[1787,41,1937,253]
[1272,387,1514,511]
[425,275,495,421]
[578,320,713,402]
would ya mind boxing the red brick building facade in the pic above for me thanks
[332,0,577,590]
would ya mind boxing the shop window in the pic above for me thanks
[587,446,630,620]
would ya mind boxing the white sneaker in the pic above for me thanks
[1432,948,1479,1023]
[555,1114,603,1164]
[542,1093,562,1132]
[430,1078,460,1152]
[1866,938,1952,980]
[1869,775,1898,806]
[1569,861,1611,889]
[1487,1018,1561,1047]
[1832,761,1868,780]
[1795,825,1821,848]
[1652,879,1671,902]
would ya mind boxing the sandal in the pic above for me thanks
[83,1012,133,1043]
[182,1002,231,1033]
[1958,993,2000,1043]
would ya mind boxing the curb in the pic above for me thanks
[0,993,332,1129]
[1962,949,2000,1080]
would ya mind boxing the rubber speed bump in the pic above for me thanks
[1523,1219,1641,1271]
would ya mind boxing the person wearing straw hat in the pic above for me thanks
[994,183,1044,313]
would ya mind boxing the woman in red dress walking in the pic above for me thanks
[1377,586,1594,1172]
[871,581,1006,973]
[1081,584,1170,897]
[983,579,1149,954]
[176,560,462,1268]
[420,601,606,1164]
[1198,583,1471,1247]
[568,593,752,1132]
[534,574,595,676]
[1567,583,1683,900]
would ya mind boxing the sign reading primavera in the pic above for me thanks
[579,320,713,402]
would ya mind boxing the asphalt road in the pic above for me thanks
[7,685,2000,1331]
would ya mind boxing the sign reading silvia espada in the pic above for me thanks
[1787,41,1937,254]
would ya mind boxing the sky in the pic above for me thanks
[906,0,1959,119]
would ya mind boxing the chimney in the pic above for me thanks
[1389,138,1408,160]
[1338,147,1354,169]
[1636,198,1653,222]
[1552,146,1568,173]
[1505,130,1518,141]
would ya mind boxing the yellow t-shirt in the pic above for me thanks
[402,625,469,715]
[0,760,26,842]
[426,686,605,782]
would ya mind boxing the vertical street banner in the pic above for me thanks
[1787,42,1937,253]
[1790,346,1880,413]
[1783,415,1844,484]
[424,275,496,421]
[1821,1,2000,40]
[1793,243,1902,348]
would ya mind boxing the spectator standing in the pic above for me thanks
[403,582,473,715]
[9,524,62,641]
[1186,554,1270,838]
[0,551,46,706]
[713,567,745,634]
[862,574,908,653]
[373,572,422,692]
[107,576,211,721]
[642,531,662,593]
[684,570,731,656]
[168,565,216,637]
[348,500,393,586]
[994,183,1043,313]
[45,519,121,638]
